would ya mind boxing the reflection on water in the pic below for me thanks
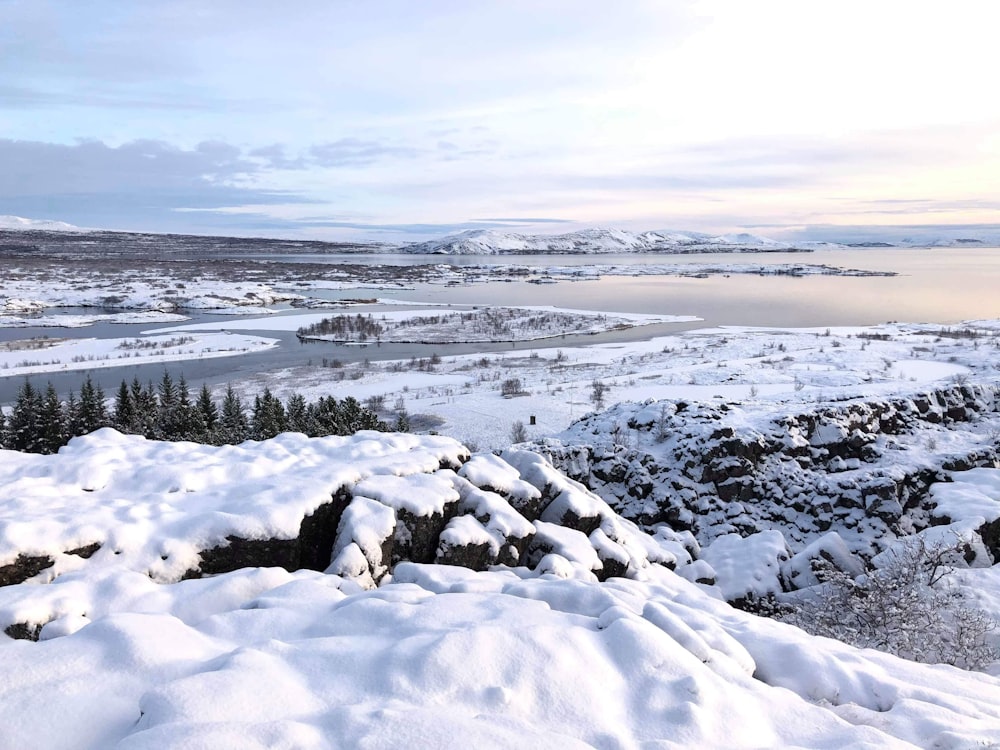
[2,248,998,402]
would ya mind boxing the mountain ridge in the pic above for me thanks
[1,214,996,252]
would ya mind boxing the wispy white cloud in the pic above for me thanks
[0,1,998,240]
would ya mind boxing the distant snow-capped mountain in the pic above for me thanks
[895,237,995,248]
[0,215,87,232]
[399,228,838,255]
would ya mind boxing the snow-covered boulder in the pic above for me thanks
[781,531,866,590]
[0,430,682,623]
[543,383,1000,564]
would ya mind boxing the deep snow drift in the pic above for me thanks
[2,428,1000,748]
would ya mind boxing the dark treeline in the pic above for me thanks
[297,313,384,341]
[0,373,407,454]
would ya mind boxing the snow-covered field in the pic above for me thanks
[0,270,303,318]
[225,320,1000,452]
[0,332,278,378]
[0,311,189,329]
[151,306,700,345]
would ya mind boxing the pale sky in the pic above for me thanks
[2,0,999,242]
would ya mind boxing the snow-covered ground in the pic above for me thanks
[4,232,1000,747]
[0,332,278,378]
[224,320,1000,452]
[0,311,189,329]
[1,428,1000,748]
[0,271,303,317]
[150,306,700,344]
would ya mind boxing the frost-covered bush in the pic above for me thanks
[510,420,528,443]
[501,377,523,397]
[778,537,997,671]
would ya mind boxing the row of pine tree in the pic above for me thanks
[0,372,405,454]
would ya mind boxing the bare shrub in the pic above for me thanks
[777,537,997,670]
[591,379,608,409]
[500,378,524,397]
[510,420,528,443]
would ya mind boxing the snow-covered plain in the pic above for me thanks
[0,332,278,378]
[226,320,1000,453]
[0,311,189,329]
[0,268,303,319]
[1,361,999,748]
[149,306,700,344]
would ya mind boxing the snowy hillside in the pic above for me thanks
[2,429,1000,746]
[0,215,87,232]
[400,228,839,255]
[896,237,1000,248]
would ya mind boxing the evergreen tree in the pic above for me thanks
[2,374,396,453]
[155,371,178,439]
[341,396,383,432]
[310,395,342,436]
[38,382,67,454]
[251,388,286,440]
[113,380,137,434]
[196,384,219,435]
[219,385,249,444]
[8,380,43,452]
[308,395,386,437]
[132,379,159,437]
[65,391,81,437]
[77,375,108,434]
[284,392,312,434]
[169,374,203,440]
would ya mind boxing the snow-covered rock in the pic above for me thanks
[0,215,87,232]
[0,430,680,624]
[534,382,1000,602]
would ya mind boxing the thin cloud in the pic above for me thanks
[0,138,313,231]
[308,138,422,168]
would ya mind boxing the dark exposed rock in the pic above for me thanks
[505,492,546,523]
[538,383,1000,558]
[0,554,55,587]
[65,543,101,559]
[189,536,300,579]
[436,539,493,570]
[187,488,355,579]
[392,504,458,565]
[979,518,1000,560]
[4,622,44,641]
[297,487,353,571]
[594,548,629,580]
